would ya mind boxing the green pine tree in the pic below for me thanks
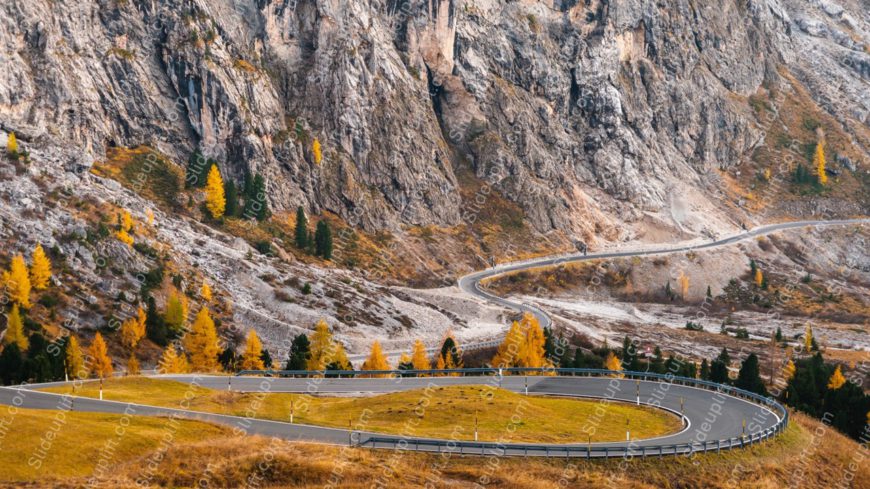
[700,359,710,380]
[735,353,767,395]
[260,348,273,369]
[294,206,309,249]
[285,333,311,370]
[315,220,333,260]
[0,343,23,385]
[252,174,270,221]
[651,347,665,374]
[144,296,169,346]
[224,179,240,218]
[440,337,462,368]
[710,348,731,384]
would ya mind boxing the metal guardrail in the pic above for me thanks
[361,431,777,458]
[234,367,789,458]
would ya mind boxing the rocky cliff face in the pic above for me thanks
[1,0,868,238]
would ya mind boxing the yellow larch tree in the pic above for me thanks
[361,340,391,377]
[436,334,463,375]
[88,332,113,379]
[136,307,147,338]
[204,164,226,218]
[115,229,134,247]
[146,209,155,226]
[127,355,141,376]
[331,342,352,370]
[312,138,322,164]
[200,282,213,302]
[164,290,189,336]
[65,335,87,379]
[754,268,764,288]
[804,324,814,352]
[30,243,52,290]
[119,307,147,350]
[605,351,623,378]
[398,352,411,369]
[183,307,222,372]
[411,339,431,371]
[827,365,846,390]
[815,140,827,185]
[159,345,190,374]
[492,313,548,370]
[679,272,690,300]
[517,314,548,370]
[307,319,337,371]
[120,209,134,232]
[5,254,32,307]
[783,359,796,382]
[240,330,266,371]
[491,319,526,369]
[4,304,28,351]
[6,132,17,155]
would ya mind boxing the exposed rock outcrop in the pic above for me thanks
[1,0,868,238]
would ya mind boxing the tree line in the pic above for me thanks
[186,150,270,221]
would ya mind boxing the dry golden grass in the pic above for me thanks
[482,260,625,296]
[5,411,864,488]
[42,380,680,443]
[742,69,870,213]
[92,146,185,210]
[0,408,228,485]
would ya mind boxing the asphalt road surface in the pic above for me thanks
[2,374,781,457]
[458,219,870,328]
[4,219,861,457]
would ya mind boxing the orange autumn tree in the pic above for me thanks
[815,140,827,185]
[605,351,623,378]
[120,307,147,350]
[241,330,266,371]
[491,313,548,371]
[164,289,189,336]
[3,304,28,351]
[410,339,431,371]
[89,332,113,378]
[783,359,796,382]
[6,132,18,156]
[306,319,350,371]
[361,340,391,377]
[200,281,213,302]
[205,164,226,218]
[827,365,846,390]
[183,307,222,372]
[159,345,190,374]
[754,268,764,288]
[65,335,87,379]
[127,356,141,376]
[3,254,32,307]
[678,272,690,300]
[312,138,323,164]
[435,334,463,376]
[30,243,52,290]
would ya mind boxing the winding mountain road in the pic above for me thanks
[459,219,870,328]
[1,374,783,457]
[0,218,865,458]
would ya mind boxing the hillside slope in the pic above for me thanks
[1,0,868,240]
